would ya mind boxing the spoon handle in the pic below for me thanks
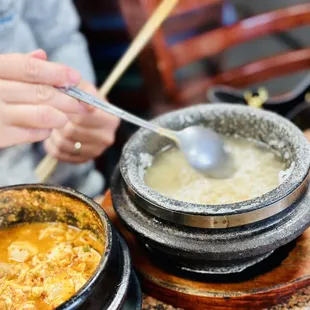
[58,87,177,140]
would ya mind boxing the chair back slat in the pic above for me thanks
[179,48,310,104]
[120,1,310,108]
[171,3,310,68]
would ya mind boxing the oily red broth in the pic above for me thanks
[0,222,103,310]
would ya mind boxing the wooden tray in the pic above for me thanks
[101,191,310,310]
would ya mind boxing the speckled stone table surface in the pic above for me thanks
[142,288,310,310]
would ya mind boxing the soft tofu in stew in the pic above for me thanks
[0,222,103,310]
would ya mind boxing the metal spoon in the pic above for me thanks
[58,87,235,179]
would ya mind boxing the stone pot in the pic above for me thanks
[111,104,310,274]
[0,184,142,309]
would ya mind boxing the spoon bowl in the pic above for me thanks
[176,126,235,178]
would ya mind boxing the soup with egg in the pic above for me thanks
[0,222,103,310]
[145,137,287,205]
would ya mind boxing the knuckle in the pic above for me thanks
[24,56,40,80]
[0,79,6,94]
[92,148,103,158]
[83,83,94,93]
[73,116,85,126]
[63,126,76,140]
[108,115,120,127]
[57,142,67,153]
[35,105,53,127]
[80,81,96,94]
[65,97,81,113]
[0,102,10,125]
[106,114,120,128]
[67,96,78,107]
[114,117,121,128]
[111,114,120,124]
[53,136,67,152]
[104,133,115,146]
[35,84,54,102]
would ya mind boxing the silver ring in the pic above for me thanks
[74,142,82,155]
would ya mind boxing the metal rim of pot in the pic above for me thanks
[120,104,310,229]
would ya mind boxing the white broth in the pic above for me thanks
[144,137,286,205]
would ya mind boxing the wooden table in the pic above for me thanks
[101,192,310,310]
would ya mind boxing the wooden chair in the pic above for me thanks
[119,0,225,111]
[119,1,310,111]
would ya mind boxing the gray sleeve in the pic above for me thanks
[21,0,104,195]
[23,0,95,83]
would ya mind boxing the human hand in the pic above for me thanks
[44,80,120,163]
[0,50,86,148]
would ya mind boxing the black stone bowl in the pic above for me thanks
[111,104,310,274]
[0,184,142,310]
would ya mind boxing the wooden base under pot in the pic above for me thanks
[102,191,310,310]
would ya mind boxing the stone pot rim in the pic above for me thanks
[120,104,310,217]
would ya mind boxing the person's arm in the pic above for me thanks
[23,1,106,195]
[23,0,95,84]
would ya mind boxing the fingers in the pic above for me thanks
[44,135,102,163]
[42,101,120,163]
[69,80,120,129]
[2,103,68,129]
[77,80,97,112]
[0,79,87,114]
[69,108,120,128]
[61,122,115,145]
[43,124,115,163]
[78,79,97,95]
[0,127,51,148]
[0,52,81,87]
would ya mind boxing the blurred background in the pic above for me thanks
[73,0,310,187]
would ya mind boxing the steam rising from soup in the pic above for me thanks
[144,137,286,205]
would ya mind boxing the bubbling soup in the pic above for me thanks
[0,222,103,310]
[144,137,287,205]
